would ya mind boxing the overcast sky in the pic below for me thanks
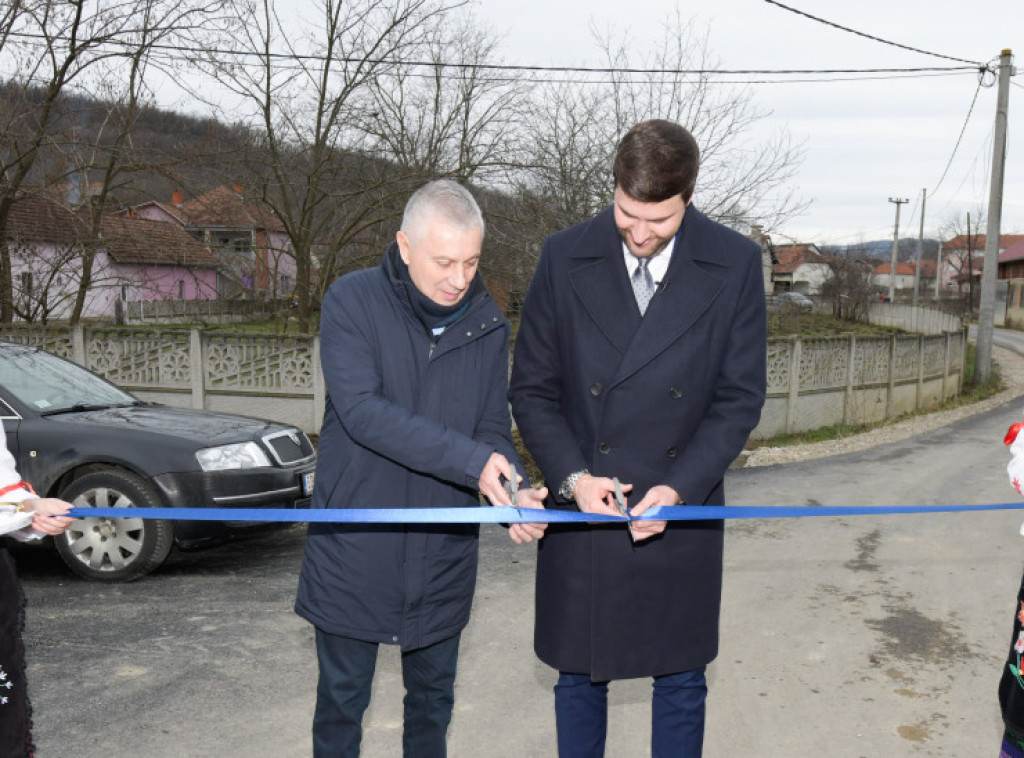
[484,0,1022,245]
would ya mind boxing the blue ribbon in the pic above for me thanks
[67,502,1024,523]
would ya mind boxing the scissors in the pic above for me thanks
[611,477,629,518]
[503,464,520,509]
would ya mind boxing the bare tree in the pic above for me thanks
[514,12,806,255]
[190,0,463,328]
[0,0,229,322]
[939,210,985,312]
[819,255,874,322]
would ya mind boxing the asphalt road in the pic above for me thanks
[13,371,1024,756]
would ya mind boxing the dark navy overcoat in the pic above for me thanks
[509,206,767,680]
[296,249,521,651]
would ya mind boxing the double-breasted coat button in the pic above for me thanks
[590,383,603,396]
[669,386,682,399]
[666,446,678,458]
[598,442,611,454]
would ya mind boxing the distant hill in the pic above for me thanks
[822,238,941,263]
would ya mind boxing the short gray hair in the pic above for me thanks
[400,179,485,243]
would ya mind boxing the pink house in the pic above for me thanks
[940,234,1024,292]
[5,194,218,322]
[128,185,296,299]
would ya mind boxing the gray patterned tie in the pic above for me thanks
[631,256,655,315]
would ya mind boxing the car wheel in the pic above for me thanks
[54,470,174,582]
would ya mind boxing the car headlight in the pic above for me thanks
[195,442,272,471]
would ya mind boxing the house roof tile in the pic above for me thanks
[999,238,1024,264]
[179,186,285,232]
[99,216,219,267]
[944,234,1024,251]
[772,244,824,274]
[874,260,936,276]
[4,194,87,245]
[5,194,217,267]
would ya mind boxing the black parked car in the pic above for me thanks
[0,342,316,581]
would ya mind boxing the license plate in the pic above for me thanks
[301,471,315,496]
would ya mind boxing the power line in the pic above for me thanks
[930,73,985,197]
[3,30,981,78]
[763,0,986,67]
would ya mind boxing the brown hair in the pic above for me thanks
[612,120,700,203]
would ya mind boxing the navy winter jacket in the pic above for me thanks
[295,248,521,650]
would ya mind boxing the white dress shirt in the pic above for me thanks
[622,236,676,288]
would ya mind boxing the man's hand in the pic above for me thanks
[25,497,74,536]
[628,485,680,542]
[479,452,514,506]
[508,486,549,544]
[574,474,632,517]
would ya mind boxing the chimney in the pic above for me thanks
[172,189,184,207]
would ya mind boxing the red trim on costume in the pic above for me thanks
[1007,422,1024,446]
[0,480,34,498]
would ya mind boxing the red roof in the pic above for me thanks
[4,194,217,267]
[874,260,937,276]
[4,194,87,245]
[179,186,285,232]
[99,216,219,267]
[772,244,823,274]
[999,238,1024,263]
[944,234,1024,251]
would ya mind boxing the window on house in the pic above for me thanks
[19,272,31,297]
[177,280,185,300]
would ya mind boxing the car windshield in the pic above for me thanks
[0,348,138,414]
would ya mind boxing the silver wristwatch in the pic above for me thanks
[558,469,590,501]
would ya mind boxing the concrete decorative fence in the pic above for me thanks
[752,330,967,440]
[0,325,325,434]
[864,303,965,334]
[0,325,966,439]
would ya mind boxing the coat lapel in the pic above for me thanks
[609,207,728,388]
[567,208,641,355]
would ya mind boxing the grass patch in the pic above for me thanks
[768,311,903,338]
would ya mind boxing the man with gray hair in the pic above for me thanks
[296,179,547,757]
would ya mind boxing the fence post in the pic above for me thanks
[944,331,952,399]
[916,334,925,410]
[71,324,86,367]
[886,334,897,419]
[843,336,856,425]
[312,334,325,435]
[961,326,968,392]
[190,328,206,410]
[786,336,800,433]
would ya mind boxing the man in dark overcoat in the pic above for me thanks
[296,179,546,758]
[509,120,767,757]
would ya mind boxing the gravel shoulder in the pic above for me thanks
[744,343,1024,467]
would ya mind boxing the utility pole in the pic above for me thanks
[976,48,1015,385]
[967,213,974,313]
[912,188,927,307]
[888,197,908,301]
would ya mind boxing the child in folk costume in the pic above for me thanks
[0,430,73,758]
[1001,421,1024,757]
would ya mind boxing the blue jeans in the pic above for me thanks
[313,629,461,758]
[554,668,707,757]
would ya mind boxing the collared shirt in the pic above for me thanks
[622,236,676,287]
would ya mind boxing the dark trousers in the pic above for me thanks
[313,629,461,758]
[554,668,707,758]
